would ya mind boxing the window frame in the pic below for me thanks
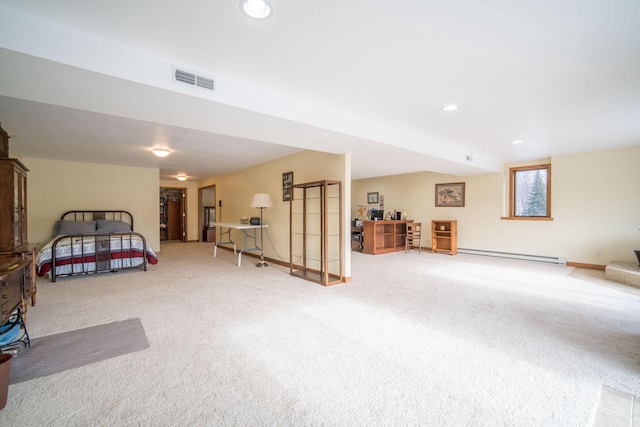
[505,163,552,221]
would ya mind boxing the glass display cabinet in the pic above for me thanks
[289,180,343,286]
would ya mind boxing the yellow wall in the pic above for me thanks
[199,150,350,276]
[552,146,640,264]
[352,146,640,265]
[22,151,348,264]
[25,157,160,251]
[159,179,200,242]
[24,145,639,268]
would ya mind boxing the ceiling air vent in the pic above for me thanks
[196,75,214,91]
[173,68,214,91]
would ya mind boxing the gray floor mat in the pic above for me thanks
[9,318,149,384]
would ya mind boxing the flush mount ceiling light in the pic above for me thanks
[511,140,525,145]
[176,175,188,181]
[152,148,171,158]
[442,104,459,112]
[240,0,273,19]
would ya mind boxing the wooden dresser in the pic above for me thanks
[0,258,30,324]
[362,220,409,255]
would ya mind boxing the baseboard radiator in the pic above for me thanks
[457,248,567,265]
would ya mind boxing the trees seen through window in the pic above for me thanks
[509,164,551,218]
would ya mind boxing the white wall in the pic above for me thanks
[0,5,494,171]
[25,157,160,251]
[352,146,640,265]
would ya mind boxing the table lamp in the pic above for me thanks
[251,193,273,267]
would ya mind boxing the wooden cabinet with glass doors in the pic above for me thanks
[0,158,28,253]
[290,180,343,286]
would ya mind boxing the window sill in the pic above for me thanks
[501,216,554,221]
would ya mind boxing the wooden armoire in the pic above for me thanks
[0,160,28,253]
[0,122,36,313]
[0,124,28,253]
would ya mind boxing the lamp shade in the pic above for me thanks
[251,193,273,208]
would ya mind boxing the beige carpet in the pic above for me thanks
[1,242,639,426]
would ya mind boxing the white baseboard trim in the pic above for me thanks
[458,248,567,265]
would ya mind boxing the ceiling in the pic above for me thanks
[0,0,639,181]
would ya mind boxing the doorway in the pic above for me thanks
[199,185,216,242]
[160,187,187,242]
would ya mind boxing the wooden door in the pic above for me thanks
[167,200,181,240]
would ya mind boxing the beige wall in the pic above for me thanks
[23,144,639,268]
[21,151,348,263]
[159,179,200,242]
[352,145,640,265]
[199,150,351,276]
[552,146,640,264]
[25,157,160,251]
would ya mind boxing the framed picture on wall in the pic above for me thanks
[282,171,293,201]
[367,192,379,204]
[435,182,465,207]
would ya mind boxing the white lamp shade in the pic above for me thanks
[251,193,273,208]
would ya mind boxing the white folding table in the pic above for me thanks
[213,222,268,267]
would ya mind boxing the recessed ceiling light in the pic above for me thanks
[442,104,459,112]
[511,140,525,145]
[176,175,188,181]
[152,148,171,157]
[240,0,273,19]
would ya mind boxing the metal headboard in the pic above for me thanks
[60,210,134,230]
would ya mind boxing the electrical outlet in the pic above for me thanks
[596,250,602,257]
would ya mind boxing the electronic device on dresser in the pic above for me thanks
[371,210,384,221]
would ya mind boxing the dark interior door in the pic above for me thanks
[167,200,181,240]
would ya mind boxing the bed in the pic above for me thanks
[36,210,158,282]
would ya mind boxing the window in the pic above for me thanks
[508,164,552,219]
